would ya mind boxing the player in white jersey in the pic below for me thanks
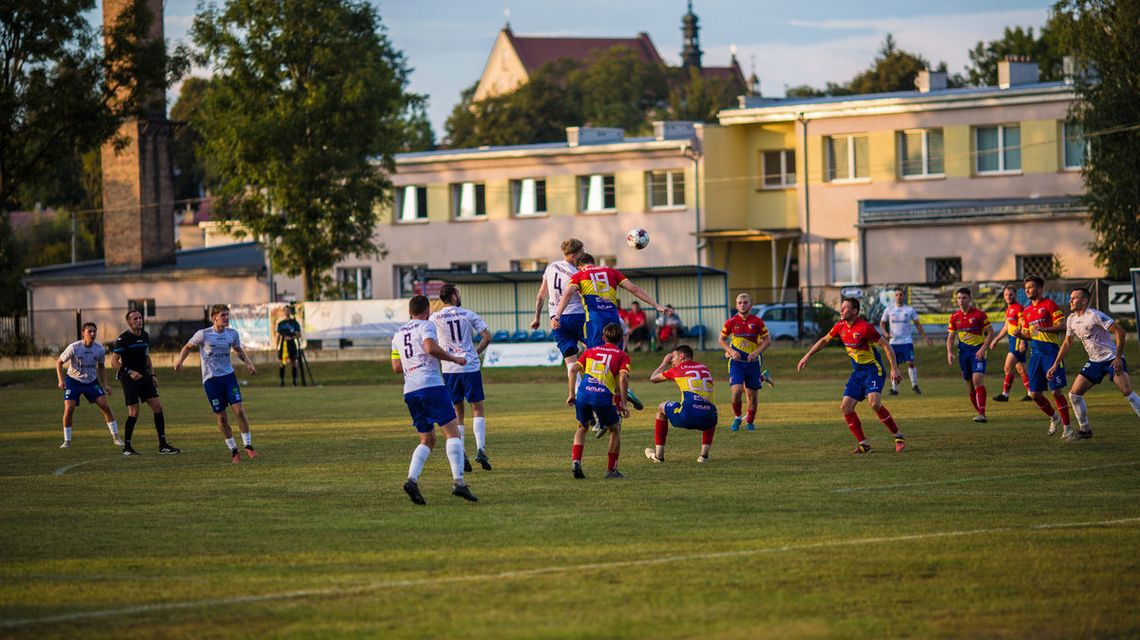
[174,304,259,463]
[430,283,493,471]
[531,238,587,385]
[878,287,931,395]
[1047,287,1140,440]
[393,295,478,505]
[55,322,121,448]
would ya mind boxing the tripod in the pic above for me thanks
[297,344,316,386]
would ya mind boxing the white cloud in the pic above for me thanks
[713,8,1050,95]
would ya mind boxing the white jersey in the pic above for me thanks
[430,306,488,374]
[1066,309,1118,362]
[391,319,445,393]
[544,260,584,317]
[59,340,105,384]
[881,304,919,345]
[188,327,242,382]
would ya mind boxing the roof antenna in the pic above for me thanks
[504,2,511,30]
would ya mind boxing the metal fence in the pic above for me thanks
[28,305,212,352]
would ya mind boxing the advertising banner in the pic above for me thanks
[229,303,291,350]
[482,342,564,368]
[300,299,409,341]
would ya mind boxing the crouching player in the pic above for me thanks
[644,345,718,464]
[797,298,906,454]
[567,323,630,480]
[392,295,477,505]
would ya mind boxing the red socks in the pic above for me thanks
[975,386,987,416]
[572,444,583,462]
[874,406,899,434]
[1021,373,1030,392]
[701,427,715,446]
[844,412,866,441]
[968,385,979,412]
[654,418,668,446]
[607,451,618,472]
[1003,373,1013,394]
[732,399,742,417]
[1034,395,1056,417]
[1054,392,1071,426]
[745,409,755,424]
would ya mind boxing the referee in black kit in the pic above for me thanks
[276,306,304,387]
[110,309,180,456]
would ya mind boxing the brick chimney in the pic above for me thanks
[100,0,176,270]
[998,56,1039,89]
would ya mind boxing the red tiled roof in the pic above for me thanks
[506,30,664,72]
[700,64,746,87]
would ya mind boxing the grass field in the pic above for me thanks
[1,345,1138,638]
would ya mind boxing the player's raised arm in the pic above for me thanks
[619,279,665,315]
[650,352,675,383]
[531,279,548,330]
[797,334,832,371]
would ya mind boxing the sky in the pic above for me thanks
[155,0,1052,138]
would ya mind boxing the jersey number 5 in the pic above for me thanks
[403,333,414,358]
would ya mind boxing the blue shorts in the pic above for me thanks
[1079,357,1127,385]
[404,386,458,433]
[575,400,620,429]
[728,358,762,389]
[1027,343,1066,392]
[444,371,485,404]
[1007,336,1027,363]
[891,343,915,364]
[663,401,718,430]
[553,313,586,358]
[843,365,885,402]
[203,372,242,414]
[584,310,621,349]
[63,378,105,404]
[958,344,988,380]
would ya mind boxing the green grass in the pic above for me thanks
[2,346,1138,638]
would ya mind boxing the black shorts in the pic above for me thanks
[277,338,298,362]
[121,376,159,405]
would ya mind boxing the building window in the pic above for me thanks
[829,239,858,285]
[1017,254,1059,280]
[595,255,618,267]
[926,257,962,284]
[450,182,486,219]
[511,178,547,216]
[450,262,487,273]
[396,185,427,222]
[578,174,616,213]
[899,129,944,178]
[761,150,796,188]
[1062,122,1086,170]
[647,170,685,208]
[128,299,156,317]
[510,259,548,272]
[395,265,426,297]
[976,125,1021,174]
[825,135,869,182]
[336,267,373,300]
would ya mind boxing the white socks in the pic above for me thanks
[408,444,431,482]
[241,431,252,446]
[891,378,899,391]
[473,417,486,451]
[909,367,919,387]
[106,421,119,436]
[456,424,466,450]
[445,437,465,482]
[1069,393,1089,428]
[225,437,237,451]
[63,427,72,441]
[1127,392,1140,418]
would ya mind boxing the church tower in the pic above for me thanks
[680,0,703,69]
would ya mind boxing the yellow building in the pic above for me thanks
[706,62,1097,302]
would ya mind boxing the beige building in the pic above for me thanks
[708,62,1096,299]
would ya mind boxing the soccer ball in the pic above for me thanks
[626,227,650,250]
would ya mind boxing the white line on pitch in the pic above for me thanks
[832,461,1140,493]
[2,515,1138,630]
[52,458,121,477]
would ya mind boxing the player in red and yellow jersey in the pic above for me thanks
[552,253,665,349]
[567,323,631,479]
[644,345,719,464]
[1015,276,1072,436]
[987,285,1031,402]
[797,298,905,454]
[718,293,773,432]
[947,287,993,423]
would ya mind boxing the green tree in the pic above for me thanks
[571,46,667,133]
[848,34,931,94]
[965,21,1067,87]
[192,0,419,299]
[444,66,583,147]
[667,66,740,122]
[1053,0,1140,279]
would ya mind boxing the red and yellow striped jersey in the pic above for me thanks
[827,318,883,366]
[1022,298,1065,345]
[720,314,769,357]
[576,343,631,399]
[662,360,715,404]
[949,307,988,347]
[569,266,626,316]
